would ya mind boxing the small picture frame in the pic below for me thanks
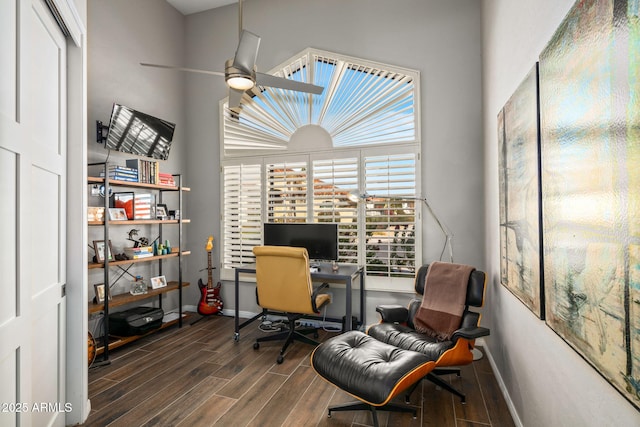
[87,206,105,222]
[93,283,112,304]
[156,204,168,219]
[93,239,114,263]
[108,207,128,221]
[150,275,168,290]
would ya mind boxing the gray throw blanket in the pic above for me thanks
[413,261,475,340]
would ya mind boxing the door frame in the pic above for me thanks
[47,0,89,424]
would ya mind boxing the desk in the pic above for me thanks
[233,262,364,341]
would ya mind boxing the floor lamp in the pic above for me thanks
[349,192,483,360]
[349,192,454,263]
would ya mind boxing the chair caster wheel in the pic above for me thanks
[253,342,259,350]
[277,355,284,364]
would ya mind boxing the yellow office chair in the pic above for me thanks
[252,245,332,364]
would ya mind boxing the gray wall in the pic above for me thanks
[83,0,640,424]
[87,0,187,307]
[183,0,485,324]
[481,0,640,425]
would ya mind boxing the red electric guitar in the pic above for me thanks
[197,236,223,315]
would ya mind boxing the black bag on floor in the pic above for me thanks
[109,306,164,336]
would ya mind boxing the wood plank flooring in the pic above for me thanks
[84,314,515,427]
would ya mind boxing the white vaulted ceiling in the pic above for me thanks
[166,0,236,15]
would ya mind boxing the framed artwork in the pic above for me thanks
[539,0,640,409]
[112,191,135,219]
[498,63,543,319]
[156,203,168,219]
[93,283,111,304]
[150,275,168,290]
[108,207,128,221]
[87,206,105,222]
[93,239,114,263]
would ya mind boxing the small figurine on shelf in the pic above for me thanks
[127,229,149,248]
[130,275,148,296]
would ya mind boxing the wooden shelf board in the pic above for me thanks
[88,176,190,192]
[89,219,190,226]
[88,251,191,269]
[89,281,190,314]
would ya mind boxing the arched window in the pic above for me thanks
[221,49,421,291]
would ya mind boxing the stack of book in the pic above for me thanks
[100,165,138,182]
[159,173,176,187]
[124,246,154,259]
[125,159,159,184]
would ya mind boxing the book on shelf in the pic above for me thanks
[100,166,139,182]
[158,172,176,187]
[126,159,159,184]
[124,246,154,259]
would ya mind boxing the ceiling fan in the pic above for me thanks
[140,0,324,111]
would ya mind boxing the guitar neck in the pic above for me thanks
[207,251,213,288]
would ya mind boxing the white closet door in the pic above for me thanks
[0,0,67,426]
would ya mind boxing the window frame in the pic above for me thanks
[220,145,421,292]
[219,49,421,292]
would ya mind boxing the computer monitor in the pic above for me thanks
[263,223,338,261]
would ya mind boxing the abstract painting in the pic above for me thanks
[539,0,640,408]
[498,64,544,318]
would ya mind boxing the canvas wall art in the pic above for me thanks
[498,64,543,318]
[539,0,640,408]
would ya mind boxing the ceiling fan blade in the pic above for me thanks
[256,72,324,95]
[140,63,225,77]
[232,30,261,74]
[228,87,245,110]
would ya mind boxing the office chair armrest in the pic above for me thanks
[311,282,330,312]
[375,305,409,323]
[451,326,490,341]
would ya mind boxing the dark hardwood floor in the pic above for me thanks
[84,314,515,427]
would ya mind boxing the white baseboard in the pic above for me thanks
[183,305,257,320]
[478,339,523,427]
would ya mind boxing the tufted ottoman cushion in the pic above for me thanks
[310,330,436,407]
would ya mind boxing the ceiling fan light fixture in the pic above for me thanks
[227,75,255,90]
[225,58,256,91]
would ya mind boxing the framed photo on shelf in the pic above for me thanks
[108,207,128,221]
[156,203,168,219]
[150,275,168,290]
[93,283,112,304]
[87,206,105,222]
[93,239,114,263]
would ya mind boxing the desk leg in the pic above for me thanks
[234,269,240,341]
[359,269,365,328]
[345,277,352,331]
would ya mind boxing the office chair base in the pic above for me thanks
[254,317,320,364]
[328,402,416,427]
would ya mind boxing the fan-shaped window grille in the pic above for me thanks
[222,48,419,156]
[220,50,421,290]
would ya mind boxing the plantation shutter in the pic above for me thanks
[312,157,359,264]
[222,164,262,268]
[266,160,308,222]
[364,153,417,278]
